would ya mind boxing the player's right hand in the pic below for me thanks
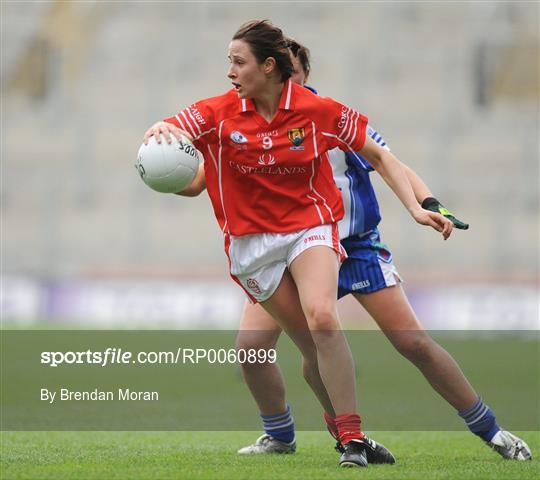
[411,207,454,240]
[143,121,193,145]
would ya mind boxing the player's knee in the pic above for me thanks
[394,333,435,364]
[236,332,277,372]
[235,331,277,353]
[304,301,339,331]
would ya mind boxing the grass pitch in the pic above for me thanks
[1,431,538,479]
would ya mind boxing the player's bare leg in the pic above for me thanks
[269,246,369,467]
[237,297,395,463]
[236,303,285,416]
[353,284,477,410]
[235,304,295,454]
[284,246,367,466]
[252,273,336,416]
[237,274,340,455]
[354,283,532,460]
[285,246,357,415]
[237,301,336,416]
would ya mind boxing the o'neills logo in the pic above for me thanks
[246,278,262,295]
[304,234,326,244]
[229,161,307,175]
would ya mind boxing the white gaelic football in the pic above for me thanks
[136,135,200,193]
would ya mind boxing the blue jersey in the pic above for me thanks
[303,86,388,240]
[328,125,389,240]
[298,87,400,297]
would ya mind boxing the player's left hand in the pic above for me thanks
[143,121,193,145]
[421,197,469,230]
[411,207,454,240]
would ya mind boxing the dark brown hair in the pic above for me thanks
[233,20,293,82]
[286,38,311,78]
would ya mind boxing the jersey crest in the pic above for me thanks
[288,128,305,150]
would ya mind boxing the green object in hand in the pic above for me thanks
[421,197,469,230]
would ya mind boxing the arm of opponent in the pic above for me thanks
[400,162,469,230]
[359,137,454,240]
[354,123,469,230]
[398,162,432,203]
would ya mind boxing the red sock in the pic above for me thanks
[335,413,364,445]
[323,412,339,440]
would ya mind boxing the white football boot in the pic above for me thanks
[486,430,532,460]
[237,433,296,454]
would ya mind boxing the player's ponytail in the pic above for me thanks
[286,37,311,80]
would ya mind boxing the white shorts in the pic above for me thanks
[225,224,346,303]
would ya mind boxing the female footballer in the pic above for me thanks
[143,20,454,468]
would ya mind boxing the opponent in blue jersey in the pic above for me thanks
[179,40,532,463]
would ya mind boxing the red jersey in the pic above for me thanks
[165,80,368,236]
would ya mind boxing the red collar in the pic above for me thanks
[238,80,294,113]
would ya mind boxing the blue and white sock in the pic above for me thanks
[261,404,295,444]
[458,396,500,442]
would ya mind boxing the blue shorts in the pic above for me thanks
[338,229,402,299]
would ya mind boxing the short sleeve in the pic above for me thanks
[164,100,217,149]
[318,97,368,153]
[366,124,390,152]
[346,124,391,172]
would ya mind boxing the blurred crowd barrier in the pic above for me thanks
[2,275,538,330]
[2,2,538,329]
